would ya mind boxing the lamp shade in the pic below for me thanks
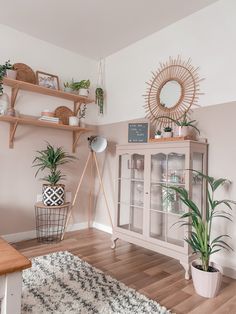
[88,136,107,153]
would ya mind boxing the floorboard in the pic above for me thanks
[14,228,236,314]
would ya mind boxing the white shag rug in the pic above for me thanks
[22,251,171,314]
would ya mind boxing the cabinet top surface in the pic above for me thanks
[116,140,208,150]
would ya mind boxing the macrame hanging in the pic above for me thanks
[95,60,105,115]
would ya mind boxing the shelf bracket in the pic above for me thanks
[9,121,18,148]
[74,101,81,116]
[72,131,83,153]
[10,87,19,109]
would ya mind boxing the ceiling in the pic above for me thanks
[0,0,218,60]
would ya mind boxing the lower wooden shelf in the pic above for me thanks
[0,114,92,152]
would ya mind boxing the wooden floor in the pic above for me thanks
[14,228,236,314]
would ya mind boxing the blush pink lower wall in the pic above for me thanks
[0,122,94,235]
[93,102,236,276]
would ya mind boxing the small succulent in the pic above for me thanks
[164,126,172,132]
[155,130,162,135]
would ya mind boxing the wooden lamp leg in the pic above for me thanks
[93,152,114,229]
[61,151,92,240]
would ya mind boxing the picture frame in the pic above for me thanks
[36,71,60,90]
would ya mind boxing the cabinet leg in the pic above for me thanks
[111,237,118,249]
[180,261,191,280]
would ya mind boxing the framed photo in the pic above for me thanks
[36,71,59,90]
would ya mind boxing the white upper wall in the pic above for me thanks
[95,0,236,125]
[0,23,98,121]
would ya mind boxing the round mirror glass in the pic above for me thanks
[159,80,182,108]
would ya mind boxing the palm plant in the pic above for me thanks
[168,170,235,272]
[33,143,76,185]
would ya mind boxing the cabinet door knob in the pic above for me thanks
[145,192,149,194]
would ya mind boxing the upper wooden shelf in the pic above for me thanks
[3,77,94,104]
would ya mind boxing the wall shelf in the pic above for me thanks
[1,78,95,152]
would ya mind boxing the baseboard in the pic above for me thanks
[1,222,89,244]
[92,222,112,234]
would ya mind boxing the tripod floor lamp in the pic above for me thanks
[62,136,113,239]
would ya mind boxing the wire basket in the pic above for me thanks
[35,202,70,243]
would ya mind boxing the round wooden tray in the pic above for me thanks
[13,63,36,84]
[55,106,73,125]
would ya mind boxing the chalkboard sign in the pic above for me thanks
[128,123,149,143]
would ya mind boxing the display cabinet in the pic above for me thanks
[112,141,208,279]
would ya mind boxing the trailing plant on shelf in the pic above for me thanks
[0,60,14,95]
[33,143,76,206]
[168,170,235,297]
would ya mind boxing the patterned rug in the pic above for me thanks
[22,251,171,314]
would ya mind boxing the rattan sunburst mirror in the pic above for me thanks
[144,56,202,128]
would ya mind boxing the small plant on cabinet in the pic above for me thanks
[163,126,172,138]
[154,130,162,139]
[33,143,76,206]
[159,113,200,138]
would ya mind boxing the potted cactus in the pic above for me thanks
[33,143,76,206]
[163,126,172,138]
[168,170,235,298]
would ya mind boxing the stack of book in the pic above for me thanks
[39,116,60,123]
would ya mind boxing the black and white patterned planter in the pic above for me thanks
[42,184,65,206]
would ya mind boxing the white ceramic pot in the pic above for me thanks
[6,69,17,79]
[69,116,79,126]
[191,260,223,298]
[79,88,89,97]
[178,126,190,137]
[64,87,73,93]
[154,134,162,139]
[163,131,172,138]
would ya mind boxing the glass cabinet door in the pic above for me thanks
[117,153,144,234]
[149,152,186,247]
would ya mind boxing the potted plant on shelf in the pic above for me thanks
[0,60,17,95]
[63,81,72,93]
[70,79,90,97]
[159,113,200,138]
[154,130,162,139]
[168,170,235,298]
[33,143,76,206]
[163,126,172,138]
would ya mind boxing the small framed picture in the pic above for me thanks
[36,71,59,90]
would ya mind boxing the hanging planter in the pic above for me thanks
[95,87,104,115]
[96,60,105,115]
